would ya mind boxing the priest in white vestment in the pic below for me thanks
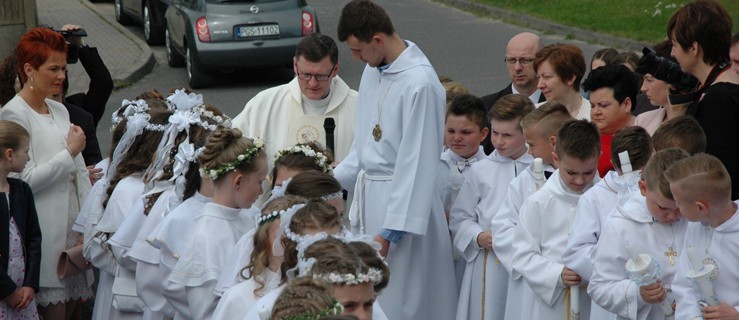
[231,33,357,170]
[334,2,457,319]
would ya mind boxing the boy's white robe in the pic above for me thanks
[563,170,630,319]
[589,193,687,320]
[672,202,739,320]
[491,162,554,320]
[333,40,456,320]
[440,146,487,213]
[440,146,487,290]
[162,202,250,320]
[450,150,532,319]
[512,169,599,320]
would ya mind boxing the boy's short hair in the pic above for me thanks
[668,0,732,66]
[651,115,707,155]
[446,94,488,131]
[611,126,652,172]
[555,119,601,161]
[337,0,395,42]
[488,94,535,128]
[665,153,732,203]
[520,101,573,138]
[581,64,639,105]
[642,148,690,200]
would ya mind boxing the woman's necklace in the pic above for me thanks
[374,74,397,142]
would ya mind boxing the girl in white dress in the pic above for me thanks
[212,195,309,319]
[111,91,230,320]
[215,142,335,295]
[0,121,41,320]
[243,200,345,318]
[259,236,385,320]
[161,128,268,319]
[85,105,170,320]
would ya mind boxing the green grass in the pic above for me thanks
[475,0,739,43]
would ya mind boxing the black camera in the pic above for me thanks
[635,47,699,98]
[56,28,87,64]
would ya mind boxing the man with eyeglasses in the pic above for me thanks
[232,33,357,174]
[480,32,546,154]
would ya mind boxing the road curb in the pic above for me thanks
[79,0,155,88]
[434,0,654,51]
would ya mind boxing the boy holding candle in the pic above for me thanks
[588,148,689,319]
[666,153,739,319]
[511,119,601,319]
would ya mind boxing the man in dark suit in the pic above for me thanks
[480,32,545,153]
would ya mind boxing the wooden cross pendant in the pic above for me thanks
[665,246,677,267]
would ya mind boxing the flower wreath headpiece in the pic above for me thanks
[312,268,384,286]
[288,232,383,283]
[199,138,265,180]
[275,144,333,173]
[111,99,152,131]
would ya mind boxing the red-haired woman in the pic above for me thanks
[0,27,92,320]
[534,43,591,121]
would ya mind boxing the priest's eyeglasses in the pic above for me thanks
[296,64,336,81]
[504,57,535,65]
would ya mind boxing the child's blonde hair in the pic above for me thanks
[665,153,731,203]
[488,94,535,129]
[642,148,690,200]
[0,120,29,154]
[242,195,309,296]
[520,101,572,137]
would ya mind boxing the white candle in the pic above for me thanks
[570,286,580,315]
[687,246,703,272]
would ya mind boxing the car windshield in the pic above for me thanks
[206,0,283,3]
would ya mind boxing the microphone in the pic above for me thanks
[323,117,336,154]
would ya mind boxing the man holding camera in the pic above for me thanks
[668,0,739,200]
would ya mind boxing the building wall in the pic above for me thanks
[0,0,37,58]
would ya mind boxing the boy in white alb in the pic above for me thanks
[491,101,572,320]
[439,94,489,289]
[512,120,601,320]
[450,94,534,320]
[666,153,739,320]
[440,94,489,217]
[563,126,652,319]
[589,148,690,319]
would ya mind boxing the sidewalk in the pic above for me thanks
[37,0,154,95]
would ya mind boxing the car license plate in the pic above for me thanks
[237,25,280,38]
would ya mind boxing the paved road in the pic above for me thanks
[95,0,604,152]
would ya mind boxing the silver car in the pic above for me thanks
[165,0,320,88]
